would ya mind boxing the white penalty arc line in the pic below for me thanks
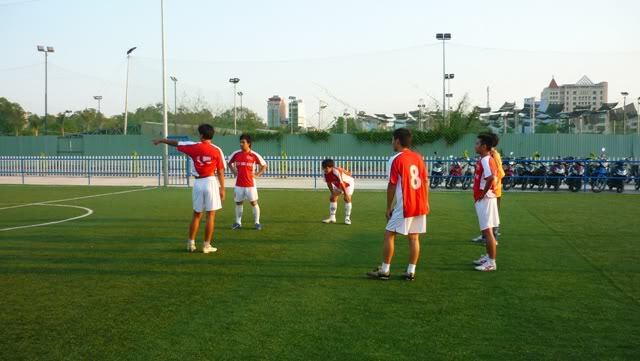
[0,187,157,211]
[0,204,93,232]
[0,187,156,232]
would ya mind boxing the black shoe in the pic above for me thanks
[366,267,390,280]
[402,272,415,281]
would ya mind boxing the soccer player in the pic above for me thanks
[472,133,500,272]
[471,133,504,244]
[227,134,267,230]
[321,159,354,225]
[153,124,226,254]
[367,128,429,281]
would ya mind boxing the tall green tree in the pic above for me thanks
[0,97,27,136]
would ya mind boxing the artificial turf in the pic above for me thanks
[0,185,638,360]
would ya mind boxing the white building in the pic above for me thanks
[541,75,608,113]
[288,98,306,129]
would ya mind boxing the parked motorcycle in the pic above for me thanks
[607,160,628,193]
[430,154,445,189]
[530,161,547,191]
[445,157,464,189]
[461,158,475,190]
[515,157,531,190]
[566,157,585,192]
[546,158,566,191]
[502,152,515,191]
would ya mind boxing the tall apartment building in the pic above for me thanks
[267,95,287,128]
[287,98,306,129]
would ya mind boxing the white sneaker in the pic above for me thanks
[473,254,489,265]
[202,244,217,254]
[471,235,484,243]
[475,261,497,272]
[322,217,336,224]
[187,240,196,253]
[344,217,351,225]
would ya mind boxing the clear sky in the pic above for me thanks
[1,0,639,127]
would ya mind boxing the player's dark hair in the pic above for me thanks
[393,128,412,147]
[239,133,252,146]
[321,159,334,168]
[477,133,493,149]
[487,132,500,147]
[198,124,215,140]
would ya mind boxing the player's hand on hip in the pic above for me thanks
[386,208,393,221]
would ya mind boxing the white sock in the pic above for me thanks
[344,202,352,218]
[407,264,416,274]
[235,204,243,224]
[381,263,391,274]
[329,202,337,218]
[252,204,261,224]
[489,258,496,265]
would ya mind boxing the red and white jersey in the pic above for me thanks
[177,141,225,178]
[324,167,354,191]
[473,155,498,201]
[388,149,429,218]
[228,149,267,187]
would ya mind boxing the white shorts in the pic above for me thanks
[234,186,259,202]
[475,197,500,231]
[192,177,222,213]
[385,207,427,236]
[331,182,355,197]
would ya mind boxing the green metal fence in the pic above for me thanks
[0,134,638,158]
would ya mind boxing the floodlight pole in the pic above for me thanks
[161,0,169,186]
[93,96,103,114]
[436,33,451,126]
[621,92,628,135]
[37,45,54,135]
[124,47,136,135]
[229,78,240,134]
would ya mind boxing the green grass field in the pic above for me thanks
[0,185,639,361]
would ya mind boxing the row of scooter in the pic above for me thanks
[428,152,640,193]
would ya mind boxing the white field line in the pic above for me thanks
[0,204,93,232]
[0,187,156,232]
[0,187,156,211]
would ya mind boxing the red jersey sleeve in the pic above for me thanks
[176,141,198,157]
[388,156,401,185]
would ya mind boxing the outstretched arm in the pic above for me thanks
[153,138,179,147]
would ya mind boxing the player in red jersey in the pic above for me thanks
[153,124,226,254]
[321,159,355,225]
[471,133,500,272]
[367,128,429,281]
[227,134,267,230]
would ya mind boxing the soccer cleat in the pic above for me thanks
[187,240,196,253]
[366,267,390,280]
[475,261,497,272]
[231,223,241,230]
[471,235,484,243]
[202,244,218,254]
[255,223,262,231]
[473,254,489,265]
[402,272,415,281]
[344,217,352,225]
[322,217,336,224]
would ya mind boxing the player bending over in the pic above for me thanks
[321,159,354,225]
[227,134,267,230]
[153,124,226,254]
[367,128,429,281]
[471,133,500,272]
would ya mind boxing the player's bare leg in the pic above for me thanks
[187,211,202,252]
[404,233,420,280]
[475,228,497,271]
[343,194,352,225]
[250,200,262,230]
[368,230,395,280]
[323,192,339,223]
[203,211,217,254]
[233,201,243,230]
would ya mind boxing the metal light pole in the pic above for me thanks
[318,101,328,129]
[123,47,136,135]
[170,76,178,113]
[343,110,350,134]
[229,78,240,134]
[436,33,451,125]
[621,92,628,135]
[160,0,169,186]
[37,45,54,135]
[93,96,103,114]
[445,73,454,113]
[237,91,244,122]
